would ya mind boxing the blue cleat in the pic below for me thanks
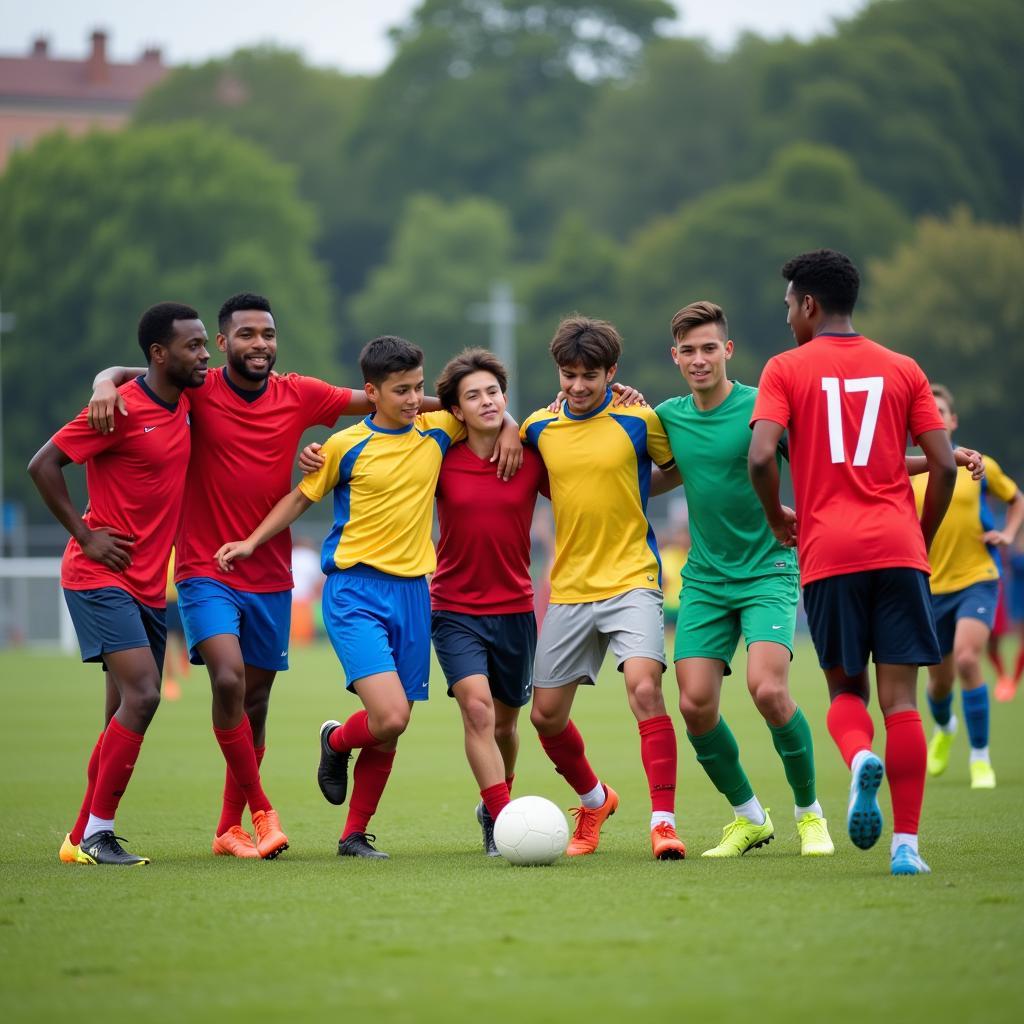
[847,752,884,850]
[891,844,931,875]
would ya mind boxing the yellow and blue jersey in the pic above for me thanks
[299,412,464,578]
[520,389,675,604]
[913,454,1019,594]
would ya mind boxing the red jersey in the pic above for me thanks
[174,368,352,592]
[752,333,945,585]
[431,443,547,615]
[55,377,191,607]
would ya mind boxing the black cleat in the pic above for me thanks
[78,831,150,866]
[337,831,389,860]
[318,719,351,805]
[475,802,501,857]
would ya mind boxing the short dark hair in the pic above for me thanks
[435,348,508,411]
[931,384,955,413]
[781,249,860,316]
[671,301,728,344]
[137,302,200,362]
[218,292,273,333]
[549,315,622,370]
[360,335,424,386]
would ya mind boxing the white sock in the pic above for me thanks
[938,713,958,735]
[850,749,874,776]
[891,832,918,856]
[579,782,606,809]
[969,746,990,763]
[84,815,115,839]
[795,801,823,820]
[731,796,766,825]
[651,811,675,829]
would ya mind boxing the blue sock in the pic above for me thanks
[961,685,990,750]
[927,691,954,728]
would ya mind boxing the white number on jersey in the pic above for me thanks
[820,376,884,466]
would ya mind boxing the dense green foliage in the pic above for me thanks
[3,0,1022,506]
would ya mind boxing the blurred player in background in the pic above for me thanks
[162,549,189,701]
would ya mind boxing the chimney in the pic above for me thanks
[31,37,49,58]
[140,47,163,65]
[86,29,110,85]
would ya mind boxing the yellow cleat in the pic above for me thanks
[970,759,996,789]
[702,811,774,858]
[59,833,89,864]
[927,729,955,777]
[796,812,834,856]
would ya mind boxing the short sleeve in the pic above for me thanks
[983,456,1019,503]
[417,410,466,444]
[907,364,945,441]
[297,433,346,503]
[751,357,791,429]
[644,409,675,468]
[520,409,554,445]
[52,407,120,464]
[297,375,353,429]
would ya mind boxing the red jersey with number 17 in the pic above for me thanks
[751,333,945,586]
[54,377,191,607]
[174,368,352,592]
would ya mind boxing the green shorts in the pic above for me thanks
[673,575,799,674]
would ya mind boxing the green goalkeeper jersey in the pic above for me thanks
[655,381,798,585]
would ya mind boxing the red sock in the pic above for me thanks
[505,774,515,797]
[826,693,875,768]
[1014,647,1024,684]
[217,733,265,836]
[90,717,144,820]
[481,782,511,821]
[70,732,104,845]
[214,717,272,823]
[342,746,396,838]
[638,714,677,813]
[538,720,599,796]
[330,710,379,752]
[884,710,927,835]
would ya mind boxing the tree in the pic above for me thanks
[350,194,514,374]
[0,124,335,504]
[859,207,1024,473]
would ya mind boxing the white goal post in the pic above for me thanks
[0,557,76,652]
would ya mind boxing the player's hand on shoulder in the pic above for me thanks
[610,382,647,407]
[88,381,127,435]
[491,431,524,481]
[770,505,798,548]
[298,442,325,475]
[80,527,134,571]
[547,391,565,413]
[954,447,985,480]
[214,540,254,571]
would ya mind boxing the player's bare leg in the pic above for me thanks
[493,699,520,787]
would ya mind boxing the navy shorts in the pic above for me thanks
[931,579,999,656]
[63,587,167,675]
[176,577,291,671]
[322,565,431,701]
[431,610,536,708]
[803,568,941,676]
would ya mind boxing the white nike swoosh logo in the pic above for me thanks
[771,625,783,630]
[144,426,157,433]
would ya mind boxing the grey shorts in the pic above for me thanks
[534,588,667,688]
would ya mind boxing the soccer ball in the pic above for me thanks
[493,795,569,866]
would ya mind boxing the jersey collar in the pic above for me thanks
[563,387,613,421]
[135,375,179,412]
[223,368,269,403]
[364,414,413,435]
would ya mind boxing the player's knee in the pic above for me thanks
[953,649,980,680]
[749,677,791,723]
[373,708,410,743]
[462,697,495,736]
[678,691,716,733]
[244,690,271,726]
[628,677,665,717]
[493,718,517,745]
[127,681,161,724]
[209,666,246,706]
[530,703,563,736]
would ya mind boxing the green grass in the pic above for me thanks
[1,639,1022,1023]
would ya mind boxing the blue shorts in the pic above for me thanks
[63,587,166,674]
[431,610,536,708]
[176,577,291,672]
[931,580,999,656]
[322,565,430,701]
[803,568,941,676]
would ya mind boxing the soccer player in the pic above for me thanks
[652,301,834,858]
[749,248,957,876]
[912,384,1024,788]
[87,293,362,859]
[216,336,521,859]
[1000,542,1024,700]
[29,302,209,865]
[520,316,685,860]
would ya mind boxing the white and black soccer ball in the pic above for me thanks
[493,795,569,866]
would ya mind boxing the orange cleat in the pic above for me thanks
[995,676,1018,703]
[252,809,289,860]
[212,825,260,859]
[651,821,686,860]
[566,785,619,856]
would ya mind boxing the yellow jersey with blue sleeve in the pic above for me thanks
[912,454,1019,594]
[521,388,675,604]
[298,412,464,578]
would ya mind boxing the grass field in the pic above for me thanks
[1,637,1022,1023]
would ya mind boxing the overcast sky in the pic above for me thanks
[2,1,868,72]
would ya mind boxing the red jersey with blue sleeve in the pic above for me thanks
[431,444,547,615]
[751,333,945,585]
[174,368,352,592]
[54,377,191,607]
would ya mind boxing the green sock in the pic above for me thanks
[769,707,817,807]
[687,716,753,805]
